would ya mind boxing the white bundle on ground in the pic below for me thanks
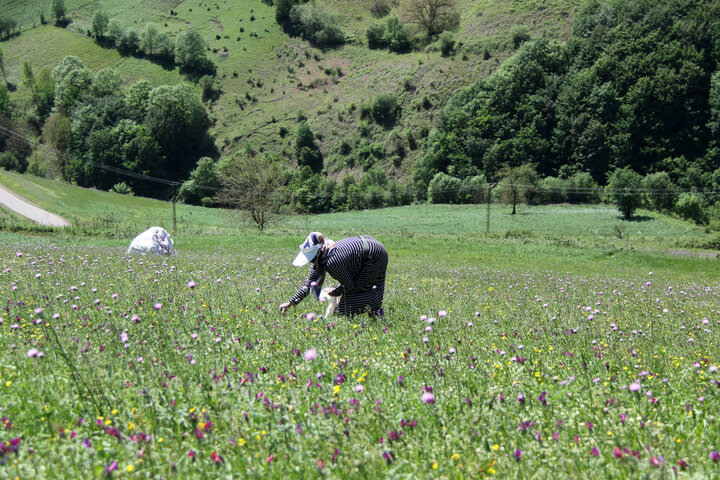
[319,287,341,318]
[127,227,176,256]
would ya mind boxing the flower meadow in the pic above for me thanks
[1,241,719,479]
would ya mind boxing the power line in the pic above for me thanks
[2,125,720,198]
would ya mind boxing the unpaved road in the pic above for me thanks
[0,183,70,227]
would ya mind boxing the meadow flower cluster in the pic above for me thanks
[0,241,718,477]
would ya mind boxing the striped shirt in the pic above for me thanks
[290,235,388,316]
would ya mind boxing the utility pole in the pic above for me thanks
[171,183,177,234]
[486,183,495,235]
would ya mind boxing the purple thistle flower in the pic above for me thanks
[82,438,91,448]
[421,392,435,404]
[514,449,521,461]
[710,451,719,462]
[590,447,599,457]
[517,393,526,404]
[105,460,118,473]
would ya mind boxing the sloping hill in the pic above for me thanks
[1,0,582,176]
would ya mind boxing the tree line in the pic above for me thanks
[416,0,720,219]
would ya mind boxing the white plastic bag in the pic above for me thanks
[319,287,341,318]
[127,227,176,256]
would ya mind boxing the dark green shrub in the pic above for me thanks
[370,93,400,128]
[428,172,461,204]
[675,193,707,224]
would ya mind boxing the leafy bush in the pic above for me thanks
[643,171,676,211]
[366,23,387,49]
[366,16,411,52]
[0,152,23,172]
[200,75,222,102]
[117,28,139,53]
[437,31,455,56]
[111,182,135,196]
[458,174,487,204]
[428,172,461,204]
[510,25,530,49]
[566,171,600,204]
[536,176,568,204]
[675,193,707,225]
[369,93,400,128]
[608,167,643,219]
[289,4,345,48]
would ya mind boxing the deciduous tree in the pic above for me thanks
[608,167,643,219]
[91,11,109,39]
[216,154,288,230]
[404,0,459,38]
[52,0,66,23]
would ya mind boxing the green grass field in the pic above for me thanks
[1,169,718,282]
[0,213,718,477]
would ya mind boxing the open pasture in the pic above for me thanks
[0,235,718,478]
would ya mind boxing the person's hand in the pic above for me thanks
[279,301,292,314]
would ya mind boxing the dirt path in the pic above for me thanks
[0,184,70,227]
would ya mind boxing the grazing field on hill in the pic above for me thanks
[1,0,581,165]
[0,235,718,478]
[1,26,185,95]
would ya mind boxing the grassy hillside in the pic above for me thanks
[1,0,582,178]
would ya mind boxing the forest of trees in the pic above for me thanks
[417,0,720,208]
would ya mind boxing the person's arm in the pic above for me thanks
[280,264,322,312]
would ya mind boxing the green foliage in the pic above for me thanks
[92,68,122,97]
[0,83,9,114]
[51,55,86,84]
[144,83,215,176]
[566,171,600,204]
[117,28,140,53]
[174,29,208,69]
[643,171,676,212]
[405,0,459,38]
[498,163,539,212]
[180,157,221,205]
[437,31,455,56]
[91,11,109,39]
[675,193,707,225]
[110,181,134,195]
[275,0,298,30]
[510,24,530,49]
[366,16,411,53]
[52,0,65,22]
[428,171,461,204]
[289,3,345,48]
[140,23,160,56]
[294,121,322,172]
[369,93,400,128]
[0,151,23,172]
[0,17,18,40]
[430,0,720,194]
[200,75,223,102]
[608,167,643,219]
[458,174,487,203]
[54,67,93,111]
[107,19,123,42]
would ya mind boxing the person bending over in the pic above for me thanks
[279,232,388,317]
